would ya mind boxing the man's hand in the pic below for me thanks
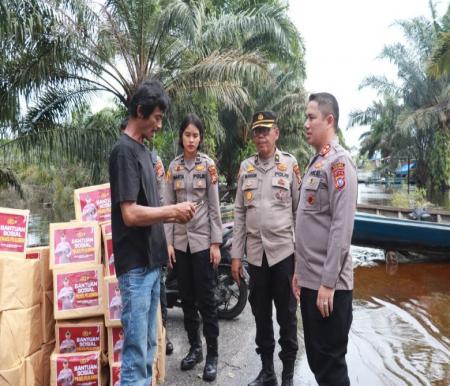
[316,284,335,318]
[173,202,196,223]
[167,245,176,269]
[210,244,221,269]
[231,258,243,286]
[292,274,301,303]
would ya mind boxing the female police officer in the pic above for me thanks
[164,113,222,382]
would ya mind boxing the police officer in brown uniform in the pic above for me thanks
[164,113,222,382]
[293,93,357,386]
[231,111,301,386]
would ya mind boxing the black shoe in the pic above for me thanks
[281,359,294,386]
[180,346,203,370]
[248,369,278,386]
[203,356,218,382]
[166,340,174,355]
[248,353,278,386]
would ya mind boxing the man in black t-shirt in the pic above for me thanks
[109,80,196,386]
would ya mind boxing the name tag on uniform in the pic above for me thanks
[304,176,320,190]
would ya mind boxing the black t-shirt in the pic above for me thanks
[109,133,168,276]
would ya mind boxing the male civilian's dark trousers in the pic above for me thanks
[176,247,219,355]
[300,287,353,386]
[248,254,298,361]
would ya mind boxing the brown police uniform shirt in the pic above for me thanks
[232,149,302,266]
[151,152,165,203]
[164,152,222,253]
[295,138,357,290]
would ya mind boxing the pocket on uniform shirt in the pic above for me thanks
[272,177,291,204]
[300,187,321,211]
[242,178,258,207]
[193,178,206,189]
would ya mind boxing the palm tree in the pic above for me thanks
[427,5,450,78]
[353,11,450,190]
[1,0,304,184]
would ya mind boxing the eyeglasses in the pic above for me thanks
[251,126,272,137]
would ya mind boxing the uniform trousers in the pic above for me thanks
[176,246,219,355]
[248,253,298,361]
[300,287,352,386]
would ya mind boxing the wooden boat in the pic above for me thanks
[352,212,450,256]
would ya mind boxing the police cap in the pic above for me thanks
[251,111,277,130]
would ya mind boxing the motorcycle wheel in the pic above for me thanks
[215,265,248,320]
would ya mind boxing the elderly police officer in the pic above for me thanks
[165,113,222,382]
[292,93,357,386]
[231,111,301,386]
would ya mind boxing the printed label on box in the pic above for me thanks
[108,282,122,321]
[111,364,121,386]
[26,252,40,259]
[58,326,101,353]
[0,212,27,253]
[55,353,99,385]
[112,327,124,362]
[56,270,99,311]
[79,189,111,223]
[53,226,96,265]
[106,238,115,276]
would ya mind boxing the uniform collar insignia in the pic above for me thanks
[319,144,331,157]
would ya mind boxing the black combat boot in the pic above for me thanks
[180,345,203,370]
[203,340,218,382]
[165,336,174,355]
[281,360,295,386]
[248,353,278,386]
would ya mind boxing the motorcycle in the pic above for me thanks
[165,224,249,320]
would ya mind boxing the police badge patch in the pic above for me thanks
[208,165,218,184]
[293,164,302,184]
[332,162,346,190]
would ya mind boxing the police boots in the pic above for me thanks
[248,353,278,386]
[281,360,295,386]
[180,345,203,370]
[203,340,218,382]
[181,331,203,370]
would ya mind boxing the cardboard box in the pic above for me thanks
[0,207,29,258]
[50,351,101,385]
[55,318,105,353]
[0,304,43,369]
[49,221,101,269]
[26,246,52,290]
[0,256,41,312]
[53,264,104,320]
[103,276,122,327]
[107,327,124,364]
[42,290,55,343]
[25,348,43,386]
[0,361,25,385]
[110,362,121,386]
[74,184,111,224]
[100,222,115,276]
[153,304,166,385]
[42,340,55,386]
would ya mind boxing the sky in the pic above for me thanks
[288,0,449,150]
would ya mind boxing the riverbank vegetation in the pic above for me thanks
[349,3,450,193]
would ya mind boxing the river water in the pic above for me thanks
[26,183,450,384]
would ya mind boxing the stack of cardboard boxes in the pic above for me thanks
[1,181,165,385]
[0,207,51,385]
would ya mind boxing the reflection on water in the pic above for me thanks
[351,262,450,385]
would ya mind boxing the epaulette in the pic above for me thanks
[174,154,183,161]
[281,151,296,160]
[198,152,214,163]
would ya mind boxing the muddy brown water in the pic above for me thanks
[346,255,450,385]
